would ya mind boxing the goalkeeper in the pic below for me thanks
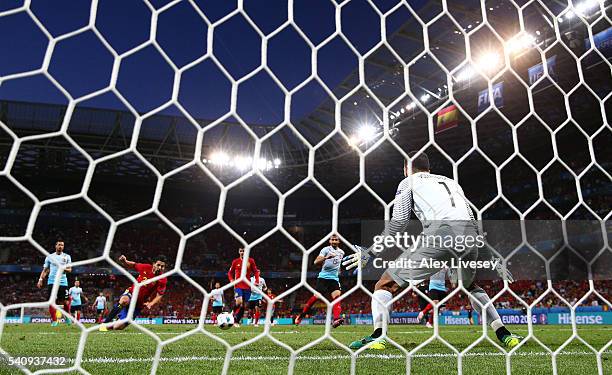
[342,152,521,350]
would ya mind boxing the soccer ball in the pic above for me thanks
[217,312,234,330]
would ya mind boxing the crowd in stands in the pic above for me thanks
[0,156,608,321]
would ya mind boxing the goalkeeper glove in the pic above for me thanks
[448,267,458,288]
[492,257,514,283]
[341,245,370,275]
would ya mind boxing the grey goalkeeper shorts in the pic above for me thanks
[387,224,479,289]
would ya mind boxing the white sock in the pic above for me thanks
[372,290,392,330]
[469,288,501,325]
[491,318,504,331]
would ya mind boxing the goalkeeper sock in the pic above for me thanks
[332,296,341,320]
[371,289,392,331]
[302,295,318,314]
[254,311,260,324]
[104,304,122,323]
[421,303,433,315]
[468,287,501,325]
[49,306,56,322]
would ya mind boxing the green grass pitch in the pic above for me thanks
[0,324,610,374]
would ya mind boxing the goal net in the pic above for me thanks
[0,0,610,374]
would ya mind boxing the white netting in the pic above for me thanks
[0,0,610,374]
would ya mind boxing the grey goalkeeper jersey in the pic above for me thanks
[383,172,478,239]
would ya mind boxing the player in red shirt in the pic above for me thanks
[99,255,168,331]
[227,247,259,327]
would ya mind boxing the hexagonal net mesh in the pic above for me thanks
[0,0,610,374]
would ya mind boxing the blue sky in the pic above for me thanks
[0,0,424,124]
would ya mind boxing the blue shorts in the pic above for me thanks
[117,291,141,320]
[248,297,263,309]
[117,305,141,320]
[234,288,251,301]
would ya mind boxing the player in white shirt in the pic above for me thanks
[37,239,72,327]
[343,152,521,350]
[294,234,345,328]
[68,280,88,322]
[94,292,107,323]
[210,282,224,324]
[247,276,267,327]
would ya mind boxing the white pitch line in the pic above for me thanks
[14,327,610,336]
[27,331,303,336]
[68,350,611,364]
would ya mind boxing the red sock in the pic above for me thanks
[302,295,318,314]
[64,301,70,315]
[49,306,57,321]
[254,311,260,324]
[234,306,244,322]
[421,303,433,315]
[428,313,433,325]
[332,296,342,320]
[212,313,217,324]
[76,311,80,321]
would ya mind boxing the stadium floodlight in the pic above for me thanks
[358,125,377,141]
[476,51,501,73]
[234,156,252,171]
[256,157,266,170]
[273,158,281,166]
[406,102,416,110]
[456,66,475,82]
[420,93,431,102]
[400,108,405,113]
[506,33,536,54]
[210,151,230,166]
[575,0,600,15]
